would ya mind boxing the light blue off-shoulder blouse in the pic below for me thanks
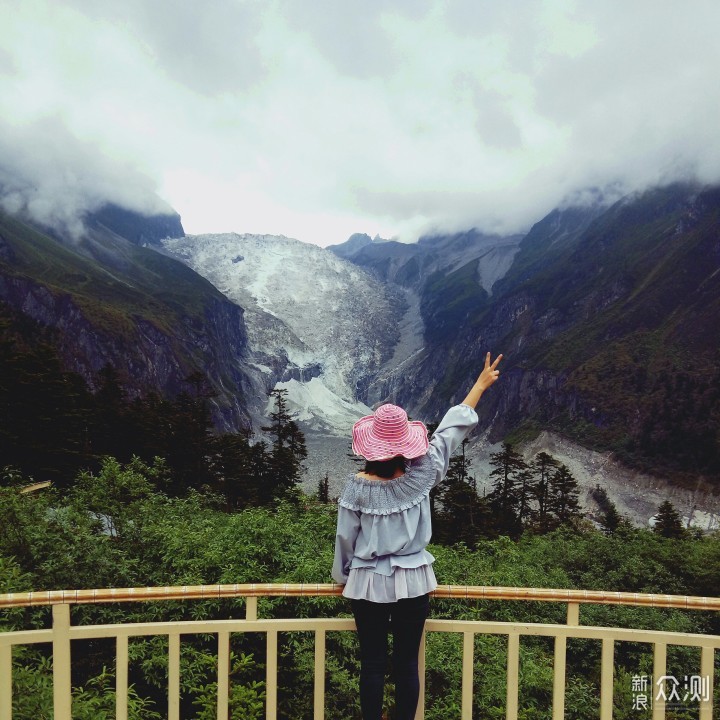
[332,404,479,602]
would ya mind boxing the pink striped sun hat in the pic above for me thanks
[352,404,429,461]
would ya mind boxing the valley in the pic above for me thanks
[164,188,720,528]
[1,184,719,528]
[469,432,720,531]
[302,424,720,532]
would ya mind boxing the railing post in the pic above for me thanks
[506,633,520,720]
[0,643,12,720]
[652,642,666,720]
[266,630,278,720]
[566,602,579,626]
[217,631,230,720]
[313,629,325,720]
[550,602,579,720]
[461,632,474,719]
[699,645,714,720]
[552,634,567,720]
[168,632,180,720]
[52,604,72,720]
[116,635,129,720]
[600,638,614,720]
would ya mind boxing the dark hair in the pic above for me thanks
[363,455,407,479]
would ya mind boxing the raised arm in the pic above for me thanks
[461,352,502,408]
[426,352,502,486]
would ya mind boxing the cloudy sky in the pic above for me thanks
[1,0,719,246]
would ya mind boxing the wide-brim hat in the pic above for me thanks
[352,403,429,461]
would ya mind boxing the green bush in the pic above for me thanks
[2,462,719,718]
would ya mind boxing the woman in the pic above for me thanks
[332,352,502,720]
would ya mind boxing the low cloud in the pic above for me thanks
[1,0,719,245]
[0,119,170,240]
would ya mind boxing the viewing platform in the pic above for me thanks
[1,583,719,719]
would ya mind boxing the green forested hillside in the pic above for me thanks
[0,210,217,334]
[2,461,719,719]
[0,304,294,493]
[416,184,720,481]
[0,210,253,429]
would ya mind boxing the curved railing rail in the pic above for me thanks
[3,582,720,609]
[1,584,718,720]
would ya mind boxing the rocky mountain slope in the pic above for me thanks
[329,228,523,293]
[327,229,525,406]
[344,184,720,486]
[0,207,254,430]
[152,185,719,493]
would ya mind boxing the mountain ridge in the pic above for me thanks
[414,184,720,482]
[1,178,718,489]
[0,207,254,430]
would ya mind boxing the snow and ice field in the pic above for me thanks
[161,232,408,433]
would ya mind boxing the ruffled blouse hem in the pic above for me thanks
[350,549,435,574]
[342,565,437,603]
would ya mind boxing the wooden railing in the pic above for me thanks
[1,584,719,719]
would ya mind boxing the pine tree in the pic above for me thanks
[434,481,492,547]
[515,467,537,528]
[286,419,308,470]
[653,500,687,539]
[548,463,582,526]
[209,432,259,509]
[448,438,471,484]
[251,440,274,506]
[125,391,171,464]
[318,472,330,503]
[162,375,215,495]
[487,442,528,536]
[91,363,132,461]
[262,389,307,501]
[591,485,626,534]
[600,502,623,534]
[433,437,492,545]
[530,452,559,529]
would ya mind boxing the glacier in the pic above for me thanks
[160,232,410,436]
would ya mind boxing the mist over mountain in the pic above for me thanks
[85,203,185,248]
[1,171,719,516]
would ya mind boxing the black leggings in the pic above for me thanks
[351,594,430,720]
